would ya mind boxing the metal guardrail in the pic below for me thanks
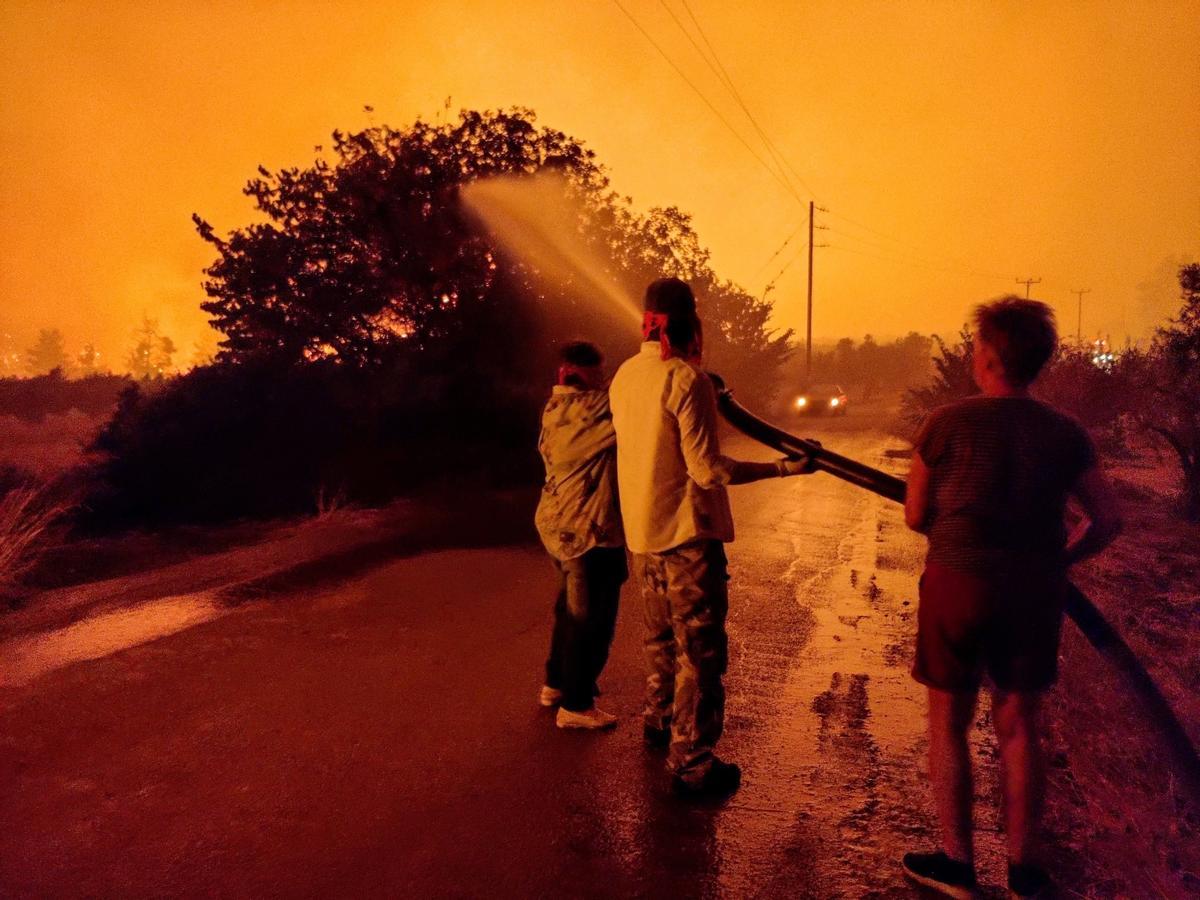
[709,372,1200,797]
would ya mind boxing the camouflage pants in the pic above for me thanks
[633,540,729,782]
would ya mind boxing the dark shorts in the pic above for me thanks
[913,561,1066,693]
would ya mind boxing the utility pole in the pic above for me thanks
[806,200,814,376]
[1070,288,1091,344]
[1016,276,1042,299]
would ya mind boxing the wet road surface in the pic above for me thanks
[2,426,1020,898]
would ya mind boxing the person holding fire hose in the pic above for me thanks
[902,297,1122,899]
[609,277,814,798]
[535,341,627,730]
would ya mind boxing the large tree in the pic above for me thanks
[193,108,790,391]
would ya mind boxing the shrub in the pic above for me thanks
[898,328,976,435]
[899,330,1147,457]
[0,370,131,422]
[81,357,541,530]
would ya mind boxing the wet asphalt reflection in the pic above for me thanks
[2,424,1019,899]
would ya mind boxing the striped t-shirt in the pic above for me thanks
[915,396,1096,576]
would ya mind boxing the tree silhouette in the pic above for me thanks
[77,343,103,376]
[127,317,176,380]
[25,328,68,376]
[192,108,790,389]
[900,328,977,433]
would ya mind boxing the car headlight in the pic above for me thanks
[830,398,839,407]
[796,397,808,408]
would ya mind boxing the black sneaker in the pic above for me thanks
[1008,862,1051,899]
[672,759,741,799]
[901,851,978,899]
[643,723,670,750]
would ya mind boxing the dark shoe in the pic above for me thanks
[643,723,670,750]
[672,760,741,799]
[1008,862,1051,899]
[901,851,978,900]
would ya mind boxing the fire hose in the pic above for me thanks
[709,372,1200,797]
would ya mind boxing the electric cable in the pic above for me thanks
[609,0,807,206]
[679,0,822,201]
[659,0,816,201]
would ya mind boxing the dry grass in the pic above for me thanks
[0,486,73,592]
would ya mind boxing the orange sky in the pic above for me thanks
[2,0,1198,370]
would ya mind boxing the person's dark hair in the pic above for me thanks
[973,295,1058,386]
[560,341,603,369]
[644,277,698,351]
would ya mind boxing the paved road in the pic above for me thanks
[2,425,1019,898]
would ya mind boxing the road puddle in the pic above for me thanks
[0,592,221,688]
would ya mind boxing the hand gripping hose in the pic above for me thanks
[708,372,1200,798]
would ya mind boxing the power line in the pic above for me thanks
[669,0,819,201]
[609,0,805,206]
[609,1,1057,297]
[763,238,810,294]
[822,224,906,255]
[824,243,1014,283]
[681,0,820,202]
[662,3,1017,285]
[824,226,1011,280]
[824,208,1016,279]
[750,221,805,281]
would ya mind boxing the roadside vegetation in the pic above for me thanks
[2,107,1194,604]
[1,108,793,596]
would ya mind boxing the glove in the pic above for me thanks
[776,455,816,477]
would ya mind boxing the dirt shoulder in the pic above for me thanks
[1044,457,1200,896]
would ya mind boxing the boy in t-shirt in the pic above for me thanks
[902,297,1122,899]
[535,341,627,730]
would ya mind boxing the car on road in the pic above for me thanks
[792,383,848,416]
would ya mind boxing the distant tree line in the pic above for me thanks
[4,316,183,382]
[782,332,935,401]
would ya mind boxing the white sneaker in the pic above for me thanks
[556,706,618,730]
[539,685,563,707]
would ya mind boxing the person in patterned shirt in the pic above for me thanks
[535,341,627,730]
[902,297,1122,900]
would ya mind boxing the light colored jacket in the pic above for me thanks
[534,385,624,561]
[609,342,737,554]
